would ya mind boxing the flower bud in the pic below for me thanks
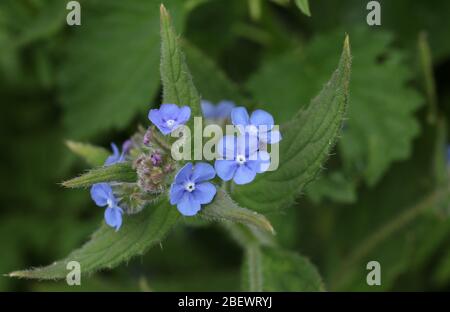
[143,127,152,146]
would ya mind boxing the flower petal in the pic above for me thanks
[192,182,216,204]
[250,109,274,130]
[104,207,123,231]
[148,108,163,125]
[215,160,238,181]
[201,100,216,119]
[122,139,133,155]
[174,163,193,183]
[233,165,257,185]
[90,183,114,207]
[177,106,191,124]
[266,129,282,144]
[177,193,201,216]
[169,183,185,205]
[236,134,258,157]
[217,135,237,159]
[247,151,271,173]
[191,162,216,182]
[111,143,120,157]
[149,109,171,135]
[216,100,235,119]
[104,143,121,165]
[231,106,250,127]
[159,103,180,120]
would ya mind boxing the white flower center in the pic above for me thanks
[107,198,114,208]
[236,154,246,165]
[184,182,196,192]
[166,119,175,128]
[247,125,259,136]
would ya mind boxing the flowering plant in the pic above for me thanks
[9,4,351,291]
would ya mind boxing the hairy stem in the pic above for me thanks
[245,245,263,292]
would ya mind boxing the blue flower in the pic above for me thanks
[105,142,126,166]
[148,103,191,135]
[90,183,123,231]
[231,107,281,144]
[169,162,217,216]
[201,100,235,120]
[215,135,270,185]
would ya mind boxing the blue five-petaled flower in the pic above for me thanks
[170,162,217,216]
[201,100,235,120]
[149,103,191,135]
[231,106,282,144]
[90,183,124,231]
[215,135,270,185]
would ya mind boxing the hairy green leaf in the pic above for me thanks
[62,163,137,188]
[295,0,311,17]
[8,200,179,279]
[200,190,275,234]
[60,0,186,139]
[242,247,324,291]
[233,36,351,212]
[160,4,201,120]
[66,141,110,167]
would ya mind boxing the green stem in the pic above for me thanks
[245,245,263,292]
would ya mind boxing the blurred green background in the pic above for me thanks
[1,0,450,291]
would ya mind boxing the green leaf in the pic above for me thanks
[306,171,357,204]
[434,246,450,286]
[233,35,351,212]
[183,41,247,105]
[200,190,275,234]
[418,32,438,124]
[305,124,450,291]
[242,247,324,291]
[160,4,201,121]
[295,0,311,17]
[9,4,210,281]
[0,0,66,48]
[62,163,137,188]
[66,141,110,167]
[306,0,450,62]
[60,0,186,139]
[8,200,179,279]
[248,28,422,186]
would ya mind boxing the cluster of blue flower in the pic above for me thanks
[90,100,281,231]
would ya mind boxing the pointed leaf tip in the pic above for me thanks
[201,191,276,235]
[232,36,352,212]
[62,163,137,188]
[160,4,168,18]
[344,35,351,55]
